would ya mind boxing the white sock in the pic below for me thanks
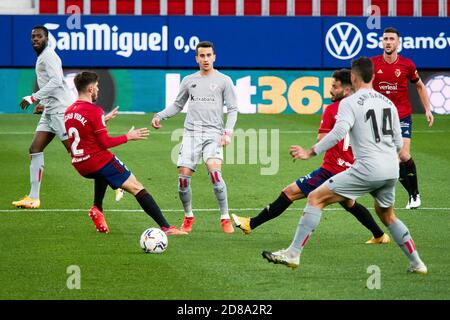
[287,205,322,256]
[178,175,194,217]
[388,218,422,265]
[29,152,44,199]
[209,170,230,220]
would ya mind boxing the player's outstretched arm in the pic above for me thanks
[415,80,434,127]
[105,106,119,122]
[290,145,316,160]
[126,126,149,141]
[152,77,190,128]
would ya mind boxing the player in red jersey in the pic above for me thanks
[371,27,434,209]
[64,71,187,236]
[232,69,389,244]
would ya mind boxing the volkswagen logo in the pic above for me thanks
[325,22,363,60]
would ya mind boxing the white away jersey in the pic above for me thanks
[315,88,403,180]
[32,46,74,114]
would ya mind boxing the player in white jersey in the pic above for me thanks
[152,41,238,233]
[12,26,75,209]
[262,57,427,274]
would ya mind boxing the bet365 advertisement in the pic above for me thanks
[2,69,448,115]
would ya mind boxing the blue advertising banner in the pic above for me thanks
[4,16,450,68]
[322,17,450,68]
[10,15,322,68]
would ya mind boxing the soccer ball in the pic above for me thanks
[425,74,450,115]
[139,228,168,253]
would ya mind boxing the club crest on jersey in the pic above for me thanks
[395,69,401,77]
[209,83,218,91]
[377,69,383,74]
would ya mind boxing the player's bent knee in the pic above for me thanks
[122,175,144,196]
[399,151,411,163]
[282,184,304,201]
[178,167,193,176]
[339,199,354,210]
[306,190,322,207]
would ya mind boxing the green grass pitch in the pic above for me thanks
[1,113,449,300]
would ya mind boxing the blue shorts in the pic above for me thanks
[295,167,335,197]
[400,116,412,139]
[85,156,131,189]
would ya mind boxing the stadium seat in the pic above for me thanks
[321,0,338,16]
[422,0,440,16]
[142,0,160,14]
[371,0,389,16]
[397,0,414,16]
[270,0,287,15]
[193,0,210,15]
[244,0,262,15]
[346,0,363,16]
[219,0,236,15]
[295,0,313,15]
[35,0,449,17]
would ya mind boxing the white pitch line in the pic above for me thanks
[0,130,448,135]
[0,207,448,213]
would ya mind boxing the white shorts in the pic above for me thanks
[177,133,223,171]
[36,113,68,141]
[323,170,397,208]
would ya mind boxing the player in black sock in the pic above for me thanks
[232,69,389,243]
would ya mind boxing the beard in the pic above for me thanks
[33,45,45,55]
[331,93,343,102]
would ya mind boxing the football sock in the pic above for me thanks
[404,158,419,198]
[29,152,44,199]
[287,205,322,256]
[399,161,413,197]
[93,178,108,212]
[135,189,170,228]
[250,192,293,230]
[178,175,193,217]
[388,219,422,265]
[340,202,384,238]
[209,170,230,220]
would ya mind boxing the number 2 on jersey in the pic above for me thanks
[68,127,84,156]
[365,108,394,143]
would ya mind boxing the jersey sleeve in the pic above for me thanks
[318,105,334,134]
[336,98,355,128]
[32,52,64,101]
[407,59,420,83]
[91,108,128,149]
[157,76,190,120]
[391,104,403,152]
[223,76,238,131]
[90,108,107,133]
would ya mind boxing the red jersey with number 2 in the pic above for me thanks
[319,100,354,174]
[64,100,127,176]
[371,55,420,119]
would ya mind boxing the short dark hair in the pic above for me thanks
[351,56,374,83]
[383,27,400,37]
[332,69,352,87]
[74,71,99,92]
[196,41,215,55]
[32,25,49,37]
